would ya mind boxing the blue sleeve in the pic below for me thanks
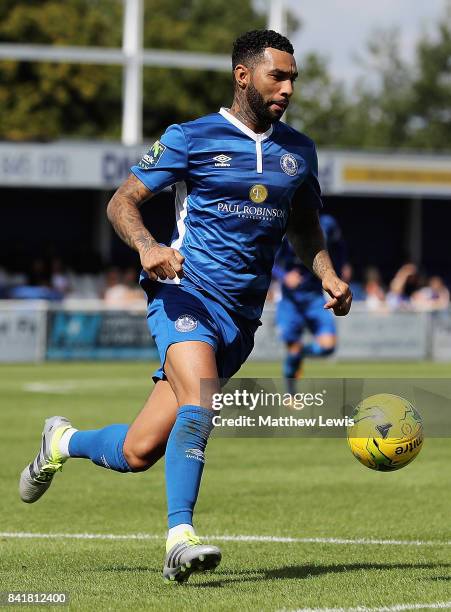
[130,124,188,193]
[296,144,323,209]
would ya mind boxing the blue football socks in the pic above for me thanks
[302,342,335,357]
[283,351,302,378]
[283,351,303,395]
[165,404,214,528]
[284,344,335,395]
[66,403,216,525]
[68,424,132,472]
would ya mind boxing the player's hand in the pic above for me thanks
[139,243,184,281]
[322,271,352,316]
[284,269,303,289]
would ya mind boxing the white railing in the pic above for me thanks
[0,300,450,363]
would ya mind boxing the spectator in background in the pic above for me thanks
[103,267,142,307]
[386,263,422,310]
[341,263,365,301]
[28,258,50,288]
[102,267,123,300]
[364,267,386,312]
[51,257,71,297]
[8,257,63,301]
[411,276,450,311]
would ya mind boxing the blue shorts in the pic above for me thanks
[276,294,336,344]
[144,281,260,382]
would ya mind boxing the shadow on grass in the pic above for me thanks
[190,562,451,587]
[98,562,451,587]
[99,566,153,572]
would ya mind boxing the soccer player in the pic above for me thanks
[273,214,346,396]
[19,30,352,583]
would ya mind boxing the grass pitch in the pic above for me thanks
[1,360,450,611]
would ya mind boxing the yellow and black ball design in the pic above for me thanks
[347,393,424,471]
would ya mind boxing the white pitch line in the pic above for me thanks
[288,603,451,612]
[21,378,143,394]
[2,534,450,612]
[210,535,451,546]
[1,532,450,546]
[0,532,160,541]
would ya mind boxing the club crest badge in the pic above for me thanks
[175,314,198,333]
[249,184,268,203]
[138,140,167,169]
[280,153,299,176]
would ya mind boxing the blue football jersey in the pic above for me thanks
[131,108,322,320]
[274,214,345,299]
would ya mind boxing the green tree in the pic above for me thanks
[408,2,451,150]
[0,0,123,140]
[290,53,350,147]
[345,28,413,150]
[291,2,451,152]
[346,6,451,152]
[290,28,415,150]
[0,0,265,141]
[141,0,264,136]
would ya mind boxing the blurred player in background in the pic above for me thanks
[19,30,351,583]
[273,214,346,396]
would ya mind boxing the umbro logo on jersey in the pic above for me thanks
[213,154,232,168]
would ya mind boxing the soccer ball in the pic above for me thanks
[347,393,424,471]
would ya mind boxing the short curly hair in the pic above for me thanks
[232,30,294,69]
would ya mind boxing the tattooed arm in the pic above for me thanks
[106,173,184,281]
[286,196,352,316]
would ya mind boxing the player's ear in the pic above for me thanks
[234,64,250,89]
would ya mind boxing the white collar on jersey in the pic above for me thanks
[219,107,273,142]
